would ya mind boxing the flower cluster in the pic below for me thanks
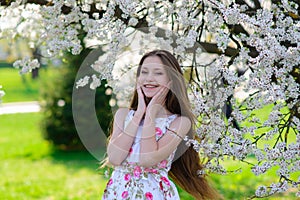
[13,57,40,74]
[41,2,85,56]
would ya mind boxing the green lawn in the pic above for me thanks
[0,113,298,199]
[210,160,299,200]
[0,67,59,103]
[0,113,106,199]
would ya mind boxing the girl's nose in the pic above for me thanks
[145,73,155,82]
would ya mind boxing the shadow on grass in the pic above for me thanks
[48,147,107,173]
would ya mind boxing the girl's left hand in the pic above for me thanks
[147,81,172,117]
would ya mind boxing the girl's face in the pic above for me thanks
[138,56,170,98]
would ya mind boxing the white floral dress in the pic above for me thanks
[102,110,180,200]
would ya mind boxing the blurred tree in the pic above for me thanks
[40,47,113,150]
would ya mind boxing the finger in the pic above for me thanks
[137,87,144,98]
[167,80,172,89]
[152,88,167,104]
[159,80,172,89]
[136,81,142,90]
[153,87,165,100]
[160,84,170,97]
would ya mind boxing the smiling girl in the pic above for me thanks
[102,50,221,200]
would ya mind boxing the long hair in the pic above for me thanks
[129,50,221,199]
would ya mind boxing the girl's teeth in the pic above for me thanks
[145,85,157,88]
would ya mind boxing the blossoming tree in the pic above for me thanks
[0,0,299,198]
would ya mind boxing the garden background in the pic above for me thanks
[0,0,299,199]
[0,41,297,199]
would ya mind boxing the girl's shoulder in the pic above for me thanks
[173,115,191,124]
[115,107,130,115]
[167,115,192,135]
[114,107,130,122]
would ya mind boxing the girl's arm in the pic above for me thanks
[107,108,143,166]
[139,115,191,167]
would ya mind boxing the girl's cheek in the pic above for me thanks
[158,80,168,86]
[137,77,143,85]
[138,75,145,81]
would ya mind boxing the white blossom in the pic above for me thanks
[252,162,272,176]
[128,17,138,26]
[13,57,40,74]
[255,185,268,197]
[76,76,90,89]
[90,74,101,90]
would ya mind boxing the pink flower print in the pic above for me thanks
[129,147,133,154]
[160,176,170,186]
[124,173,131,182]
[145,192,153,200]
[149,168,158,174]
[155,127,163,137]
[122,191,129,198]
[144,168,150,173]
[145,168,158,174]
[107,178,113,186]
[133,166,142,178]
[159,181,163,190]
[158,160,168,168]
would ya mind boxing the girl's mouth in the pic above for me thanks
[143,84,159,88]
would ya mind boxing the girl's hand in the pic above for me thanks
[135,83,146,118]
[147,81,172,118]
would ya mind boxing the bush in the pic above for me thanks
[40,49,113,150]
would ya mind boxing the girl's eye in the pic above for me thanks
[141,71,148,74]
[155,72,163,75]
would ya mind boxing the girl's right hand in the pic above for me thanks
[135,83,146,118]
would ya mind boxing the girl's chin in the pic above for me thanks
[142,88,158,98]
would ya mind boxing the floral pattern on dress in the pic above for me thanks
[102,110,179,200]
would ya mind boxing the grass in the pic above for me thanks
[210,160,299,200]
[0,67,59,103]
[1,113,298,199]
[0,113,107,199]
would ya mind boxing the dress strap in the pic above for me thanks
[165,114,177,129]
[124,109,135,128]
[124,110,177,130]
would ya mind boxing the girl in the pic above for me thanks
[102,50,220,199]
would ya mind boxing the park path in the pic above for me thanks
[0,101,40,115]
